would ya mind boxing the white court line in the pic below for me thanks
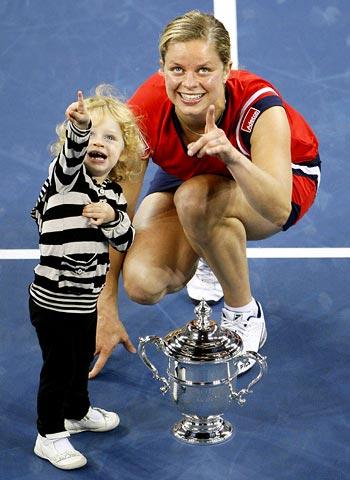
[247,248,350,258]
[213,0,238,68]
[0,249,349,260]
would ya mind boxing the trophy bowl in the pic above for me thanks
[138,300,267,445]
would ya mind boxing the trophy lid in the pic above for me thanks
[162,300,243,363]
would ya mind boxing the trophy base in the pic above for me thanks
[172,414,234,445]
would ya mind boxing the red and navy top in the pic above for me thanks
[129,70,321,227]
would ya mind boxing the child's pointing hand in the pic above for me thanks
[65,90,91,130]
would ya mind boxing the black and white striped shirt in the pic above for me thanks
[30,121,135,314]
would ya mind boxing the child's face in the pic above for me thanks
[84,113,125,182]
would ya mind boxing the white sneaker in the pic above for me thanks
[34,431,87,470]
[65,407,120,434]
[221,300,267,374]
[187,259,224,304]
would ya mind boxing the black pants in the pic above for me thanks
[29,298,97,436]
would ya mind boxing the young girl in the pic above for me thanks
[29,86,144,470]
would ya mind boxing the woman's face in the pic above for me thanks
[161,39,230,123]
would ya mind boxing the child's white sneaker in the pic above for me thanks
[221,299,267,374]
[34,431,87,470]
[65,406,120,434]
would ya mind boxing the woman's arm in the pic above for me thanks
[227,106,292,227]
[89,161,148,378]
[188,105,292,228]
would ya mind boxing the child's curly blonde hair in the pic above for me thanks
[51,84,146,182]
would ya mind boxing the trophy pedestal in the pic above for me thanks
[172,414,234,445]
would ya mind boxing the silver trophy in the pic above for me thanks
[138,300,267,445]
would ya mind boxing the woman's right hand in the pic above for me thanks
[87,172,147,379]
[88,293,137,379]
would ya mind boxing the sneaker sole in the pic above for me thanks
[238,316,267,375]
[34,445,87,470]
[259,322,267,348]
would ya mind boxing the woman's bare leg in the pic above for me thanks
[174,175,282,307]
[123,191,198,304]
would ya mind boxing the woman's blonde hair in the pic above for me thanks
[51,84,145,182]
[159,10,231,67]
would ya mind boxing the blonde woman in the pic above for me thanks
[94,11,320,381]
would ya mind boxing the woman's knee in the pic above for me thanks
[174,179,211,232]
[123,260,167,305]
[174,176,233,239]
[123,268,161,305]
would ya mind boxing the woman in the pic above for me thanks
[89,10,320,377]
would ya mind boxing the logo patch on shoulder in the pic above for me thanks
[241,107,260,133]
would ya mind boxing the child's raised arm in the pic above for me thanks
[52,90,91,194]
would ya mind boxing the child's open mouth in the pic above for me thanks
[88,150,107,162]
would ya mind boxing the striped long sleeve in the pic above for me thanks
[30,121,135,313]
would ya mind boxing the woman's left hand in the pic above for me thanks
[187,105,239,166]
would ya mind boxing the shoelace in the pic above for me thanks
[84,407,108,424]
[221,313,252,338]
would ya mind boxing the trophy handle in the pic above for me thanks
[138,335,170,394]
[229,351,267,406]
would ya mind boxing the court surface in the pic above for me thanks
[0,1,349,479]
